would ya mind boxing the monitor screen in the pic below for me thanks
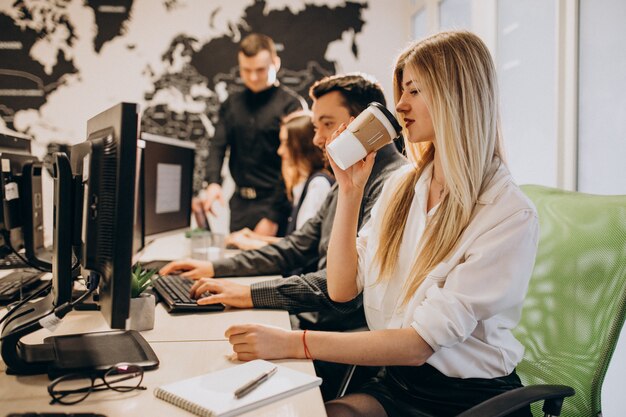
[68,102,139,329]
[141,133,195,237]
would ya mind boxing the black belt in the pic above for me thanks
[235,186,274,200]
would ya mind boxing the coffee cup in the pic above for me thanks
[326,102,401,170]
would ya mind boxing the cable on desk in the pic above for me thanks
[0,281,52,327]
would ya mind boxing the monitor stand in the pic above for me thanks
[0,292,159,376]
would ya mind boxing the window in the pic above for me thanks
[439,0,471,30]
[577,0,626,194]
[412,6,428,40]
[496,0,557,186]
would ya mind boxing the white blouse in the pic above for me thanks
[355,162,539,379]
[292,176,332,230]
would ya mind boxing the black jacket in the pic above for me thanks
[205,84,305,224]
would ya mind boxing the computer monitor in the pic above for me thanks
[0,103,159,376]
[0,132,31,155]
[0,152,38,260]
[134,139,145,256]
[141,133,195,238]
[69,102,140,329]
[0,134,34,257]
[0,151,53,271]
[20,160,52,269]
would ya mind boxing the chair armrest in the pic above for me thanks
[456,384,575,417]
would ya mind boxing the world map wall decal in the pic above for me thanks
[0,0,367,190]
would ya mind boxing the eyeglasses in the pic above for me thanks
[48,363,146,405]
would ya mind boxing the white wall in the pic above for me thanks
[324,0,414,105]
[578,0,626,195]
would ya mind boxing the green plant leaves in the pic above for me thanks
[131,263,157,298]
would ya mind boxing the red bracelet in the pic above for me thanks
[302,329,313,359]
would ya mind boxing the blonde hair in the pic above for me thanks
[374,31,505,304]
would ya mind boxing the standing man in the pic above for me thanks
[203,33,306,234]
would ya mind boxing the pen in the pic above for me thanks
[233,366,278,399]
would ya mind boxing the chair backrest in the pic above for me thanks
[516,185,626,416]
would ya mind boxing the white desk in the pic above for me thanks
[0,234,327,416]
[141,231,191,261]
[0,341,326,417]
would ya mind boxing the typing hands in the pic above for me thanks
[189,278,253,309]
[159,259,215,279]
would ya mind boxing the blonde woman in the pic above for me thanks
[204,31,538,417]
[227,111,333,250]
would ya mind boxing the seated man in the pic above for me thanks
[161,73,407,399]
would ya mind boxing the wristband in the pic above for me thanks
[302,329,313,359]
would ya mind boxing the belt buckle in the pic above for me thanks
[240,187,257,199]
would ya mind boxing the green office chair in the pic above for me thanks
[459,185,626,417]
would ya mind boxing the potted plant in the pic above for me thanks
[129,263,157,331]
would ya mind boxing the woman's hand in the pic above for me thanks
[326,122,377,195]
[225,324,302,361]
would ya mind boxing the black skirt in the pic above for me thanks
[356,363,532,417]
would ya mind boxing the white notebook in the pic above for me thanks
[154,359,322,417]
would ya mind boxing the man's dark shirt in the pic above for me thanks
[213,143,407,330]
[205,84,305,226]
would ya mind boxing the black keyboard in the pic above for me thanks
[154,274,224,313]
[0,253,30,269]
[0,269,45,302]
